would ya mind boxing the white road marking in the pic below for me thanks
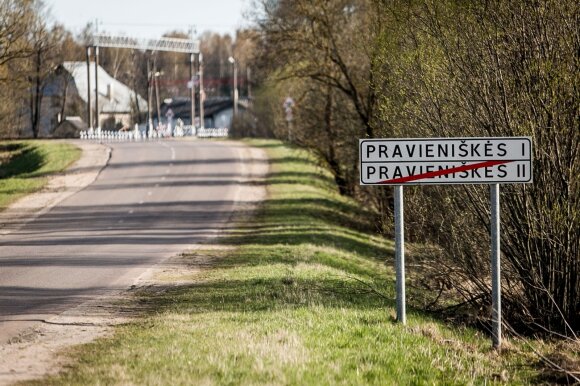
[147,191,152,196]
[161,141,176,160]
[139,200,144,205]
[128,210,134,214]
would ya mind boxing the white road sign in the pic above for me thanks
[360,137,533,185]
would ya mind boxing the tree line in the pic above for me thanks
[0,0,80,137]
[246,0,579,337]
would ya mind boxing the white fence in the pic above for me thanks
[79,125,229,141]
[196,128,229,138]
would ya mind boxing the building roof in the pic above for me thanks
[61,62,147,114]
[52,116,89,138]
[61,116,88,130]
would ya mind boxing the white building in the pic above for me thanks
[39,62,147,136]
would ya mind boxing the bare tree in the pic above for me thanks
[26,15,70,138]
[374,0,579,335]
[0,0,36,67]
[252,0,386,194]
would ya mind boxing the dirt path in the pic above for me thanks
[0,140,268,385]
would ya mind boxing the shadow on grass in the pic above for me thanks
[136,276,396,316]
[210,241,391,278]
[248,142,286,149]
[268,171,334,186]
[103,156,317,171]
[0,144,44,179]
[0,143,24,153]
[221,228,391,261]
[250,198,376,234]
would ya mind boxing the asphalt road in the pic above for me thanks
[0,140,264,343]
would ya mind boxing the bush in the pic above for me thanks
[374,0,579,335]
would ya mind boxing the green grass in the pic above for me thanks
[0,141,81,209]
[32,139,545,385]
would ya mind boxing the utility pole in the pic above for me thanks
[154,70,161,128]
[154,72,161,127]
[94,19,100,130]
[94,46,99,129]
[199,53,204,129]
[189,26,196,130]
[151,54,161,128]
[190,53,196,128]
[247,67,252,100]
[147,56,153,135]
[86,46,92,129]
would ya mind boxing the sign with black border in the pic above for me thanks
[360,137,533,185]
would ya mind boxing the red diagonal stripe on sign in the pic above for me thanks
[378,160,513,184]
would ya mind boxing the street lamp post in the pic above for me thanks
[146,58,154,135]
[190,53,196,128]
[199,53,205,129]
[85,46,92,129]
[154,71,162,128]
[228,56,238,117]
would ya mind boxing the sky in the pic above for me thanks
[46,0,252,39]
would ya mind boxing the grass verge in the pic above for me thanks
[33,139,550,385]
[0,141,81,209]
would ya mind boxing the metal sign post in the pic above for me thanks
[360,137,533,348]
[394,185,406,324]
[490,183,501,348]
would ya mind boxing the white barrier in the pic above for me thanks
[79,129,144,141]
[196,128,229,138]
[79,126,229,141]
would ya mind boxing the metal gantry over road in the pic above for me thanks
[92,34,200,53]
[360,137,533,349]
[85,33,202,131]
